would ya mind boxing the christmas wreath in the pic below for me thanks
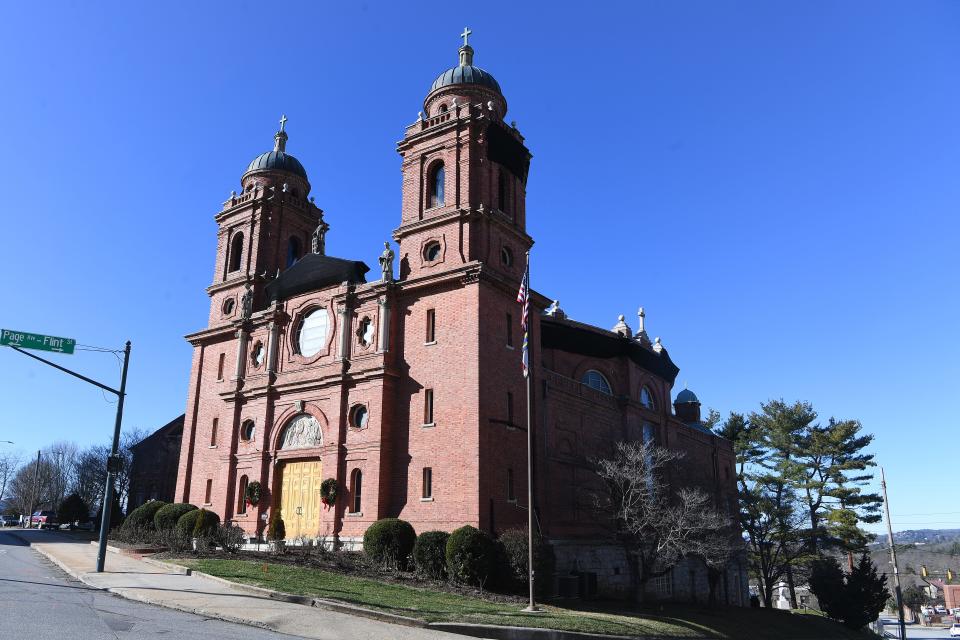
[244,481,262,507]
[320,478,338,510]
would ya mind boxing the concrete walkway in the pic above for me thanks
[15,529,465,640]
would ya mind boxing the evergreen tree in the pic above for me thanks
[57,493,89,528]
[809,556,846,621]
[841,553,888,630]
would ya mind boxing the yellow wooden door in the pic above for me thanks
[279,460,321,540]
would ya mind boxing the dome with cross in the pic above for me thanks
[243,115,308,181]
[428,28,502,96]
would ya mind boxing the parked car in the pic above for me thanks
[30,511,58,529]
[0,514,18,527]
[949,623,960,638]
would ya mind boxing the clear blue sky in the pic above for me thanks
[1,2,957,534]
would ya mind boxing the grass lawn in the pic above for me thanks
[173,558,877,639]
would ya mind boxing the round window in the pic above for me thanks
[222,298,235,315]
[297,308,330,357]
[240,420,256,441]
[423,241,441,262]
[350,405,369,429]
[500,246,513,267]
[251,342,265,368]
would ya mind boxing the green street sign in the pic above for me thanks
[0,329,76,354]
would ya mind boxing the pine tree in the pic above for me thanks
[840,553,888,630]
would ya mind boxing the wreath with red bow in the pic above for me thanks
[244,481,262,507]
[320,478,338,510]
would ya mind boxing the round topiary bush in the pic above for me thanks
[122,500,168,531]
[154,503,197,531]
[192,508,221,538]
[175,508,203,538]
[363,518,416,569]
[446,525,497,586]
[413,530,450,579]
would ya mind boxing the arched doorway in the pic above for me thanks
[276,413,323,539]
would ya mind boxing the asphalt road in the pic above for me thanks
[0,530,309,640]
[880,616,960,639]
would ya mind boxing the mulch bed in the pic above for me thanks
[155,547,528,605]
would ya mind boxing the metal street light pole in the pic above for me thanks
[26,450,40,528]
[96,341,131,573]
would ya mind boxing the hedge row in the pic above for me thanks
[363,518,553,591]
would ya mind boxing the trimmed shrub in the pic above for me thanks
[175,508,203,538]
[413,530,450,579]
[122,500,167,531]
[446,525,497,587]
[192,509,221,538]
[363,518,416,569]
[154,503,197,531]
[267,510,285,541]
[216,524,246,552]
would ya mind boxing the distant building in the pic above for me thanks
[128,415,184,510]
[945,584,960,611]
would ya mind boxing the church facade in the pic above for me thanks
[174,32,746,603]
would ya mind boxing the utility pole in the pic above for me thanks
[881,467,906,640]
[26,450,40,528]
[96,341,131,573]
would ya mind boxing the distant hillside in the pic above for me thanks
[892,529,960,545]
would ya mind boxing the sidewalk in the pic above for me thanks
[15,530,464,640]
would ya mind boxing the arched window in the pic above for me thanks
[237,475,249,514]
[438,103,448,114]
[229,232,244,272]
[351,469,362,513]
[497,169,506,212]
[286,236,302,268]
[581,369,612,395]
[640,386,656,410]
[429,163,445,208]
[240,419,255,441]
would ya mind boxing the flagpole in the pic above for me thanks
[521,251,540,613]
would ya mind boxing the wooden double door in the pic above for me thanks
[279,460,321,539]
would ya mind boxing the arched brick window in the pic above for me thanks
[287,236,302,268]
[229,232,244,272]
[237,475,248,514]
[581,369,612,395]
[429,163,445,208]
[351,469,362,513]
[640,386,656,410]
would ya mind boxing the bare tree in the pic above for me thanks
[594,440,736,601]
[43,441,79,510]
[0,451,23,507]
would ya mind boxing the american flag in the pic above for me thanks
[516,254,530,377]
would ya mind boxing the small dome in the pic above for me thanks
[675,389,700,405]
[245,150,307,180]
[429,64,501,95]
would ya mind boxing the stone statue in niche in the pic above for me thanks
[278,414,322,449]
[240,284,253,320]
[378,241,395,282]
[311,221,328,255]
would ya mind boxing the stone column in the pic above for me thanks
[377,295,390,353]
[234,327,249,380]
[336,303,350,361]
[266,320,280,374]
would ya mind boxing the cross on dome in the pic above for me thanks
[279,114,288,132]
[460,27,472,46]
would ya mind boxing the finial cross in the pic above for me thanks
[279,114,288,132]
[460,27,472,46]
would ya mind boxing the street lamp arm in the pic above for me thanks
[7,345,120,395]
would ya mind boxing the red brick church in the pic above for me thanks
[174,31,746,603]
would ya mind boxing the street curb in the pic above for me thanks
[139,555,192,575]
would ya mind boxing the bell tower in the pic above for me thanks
[206,117,326,326]
[394,29,532,282]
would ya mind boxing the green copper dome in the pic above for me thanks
[245,150,307,179]
[243,115,307,180]
[675,389,700,404]
[428,30,502,96]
